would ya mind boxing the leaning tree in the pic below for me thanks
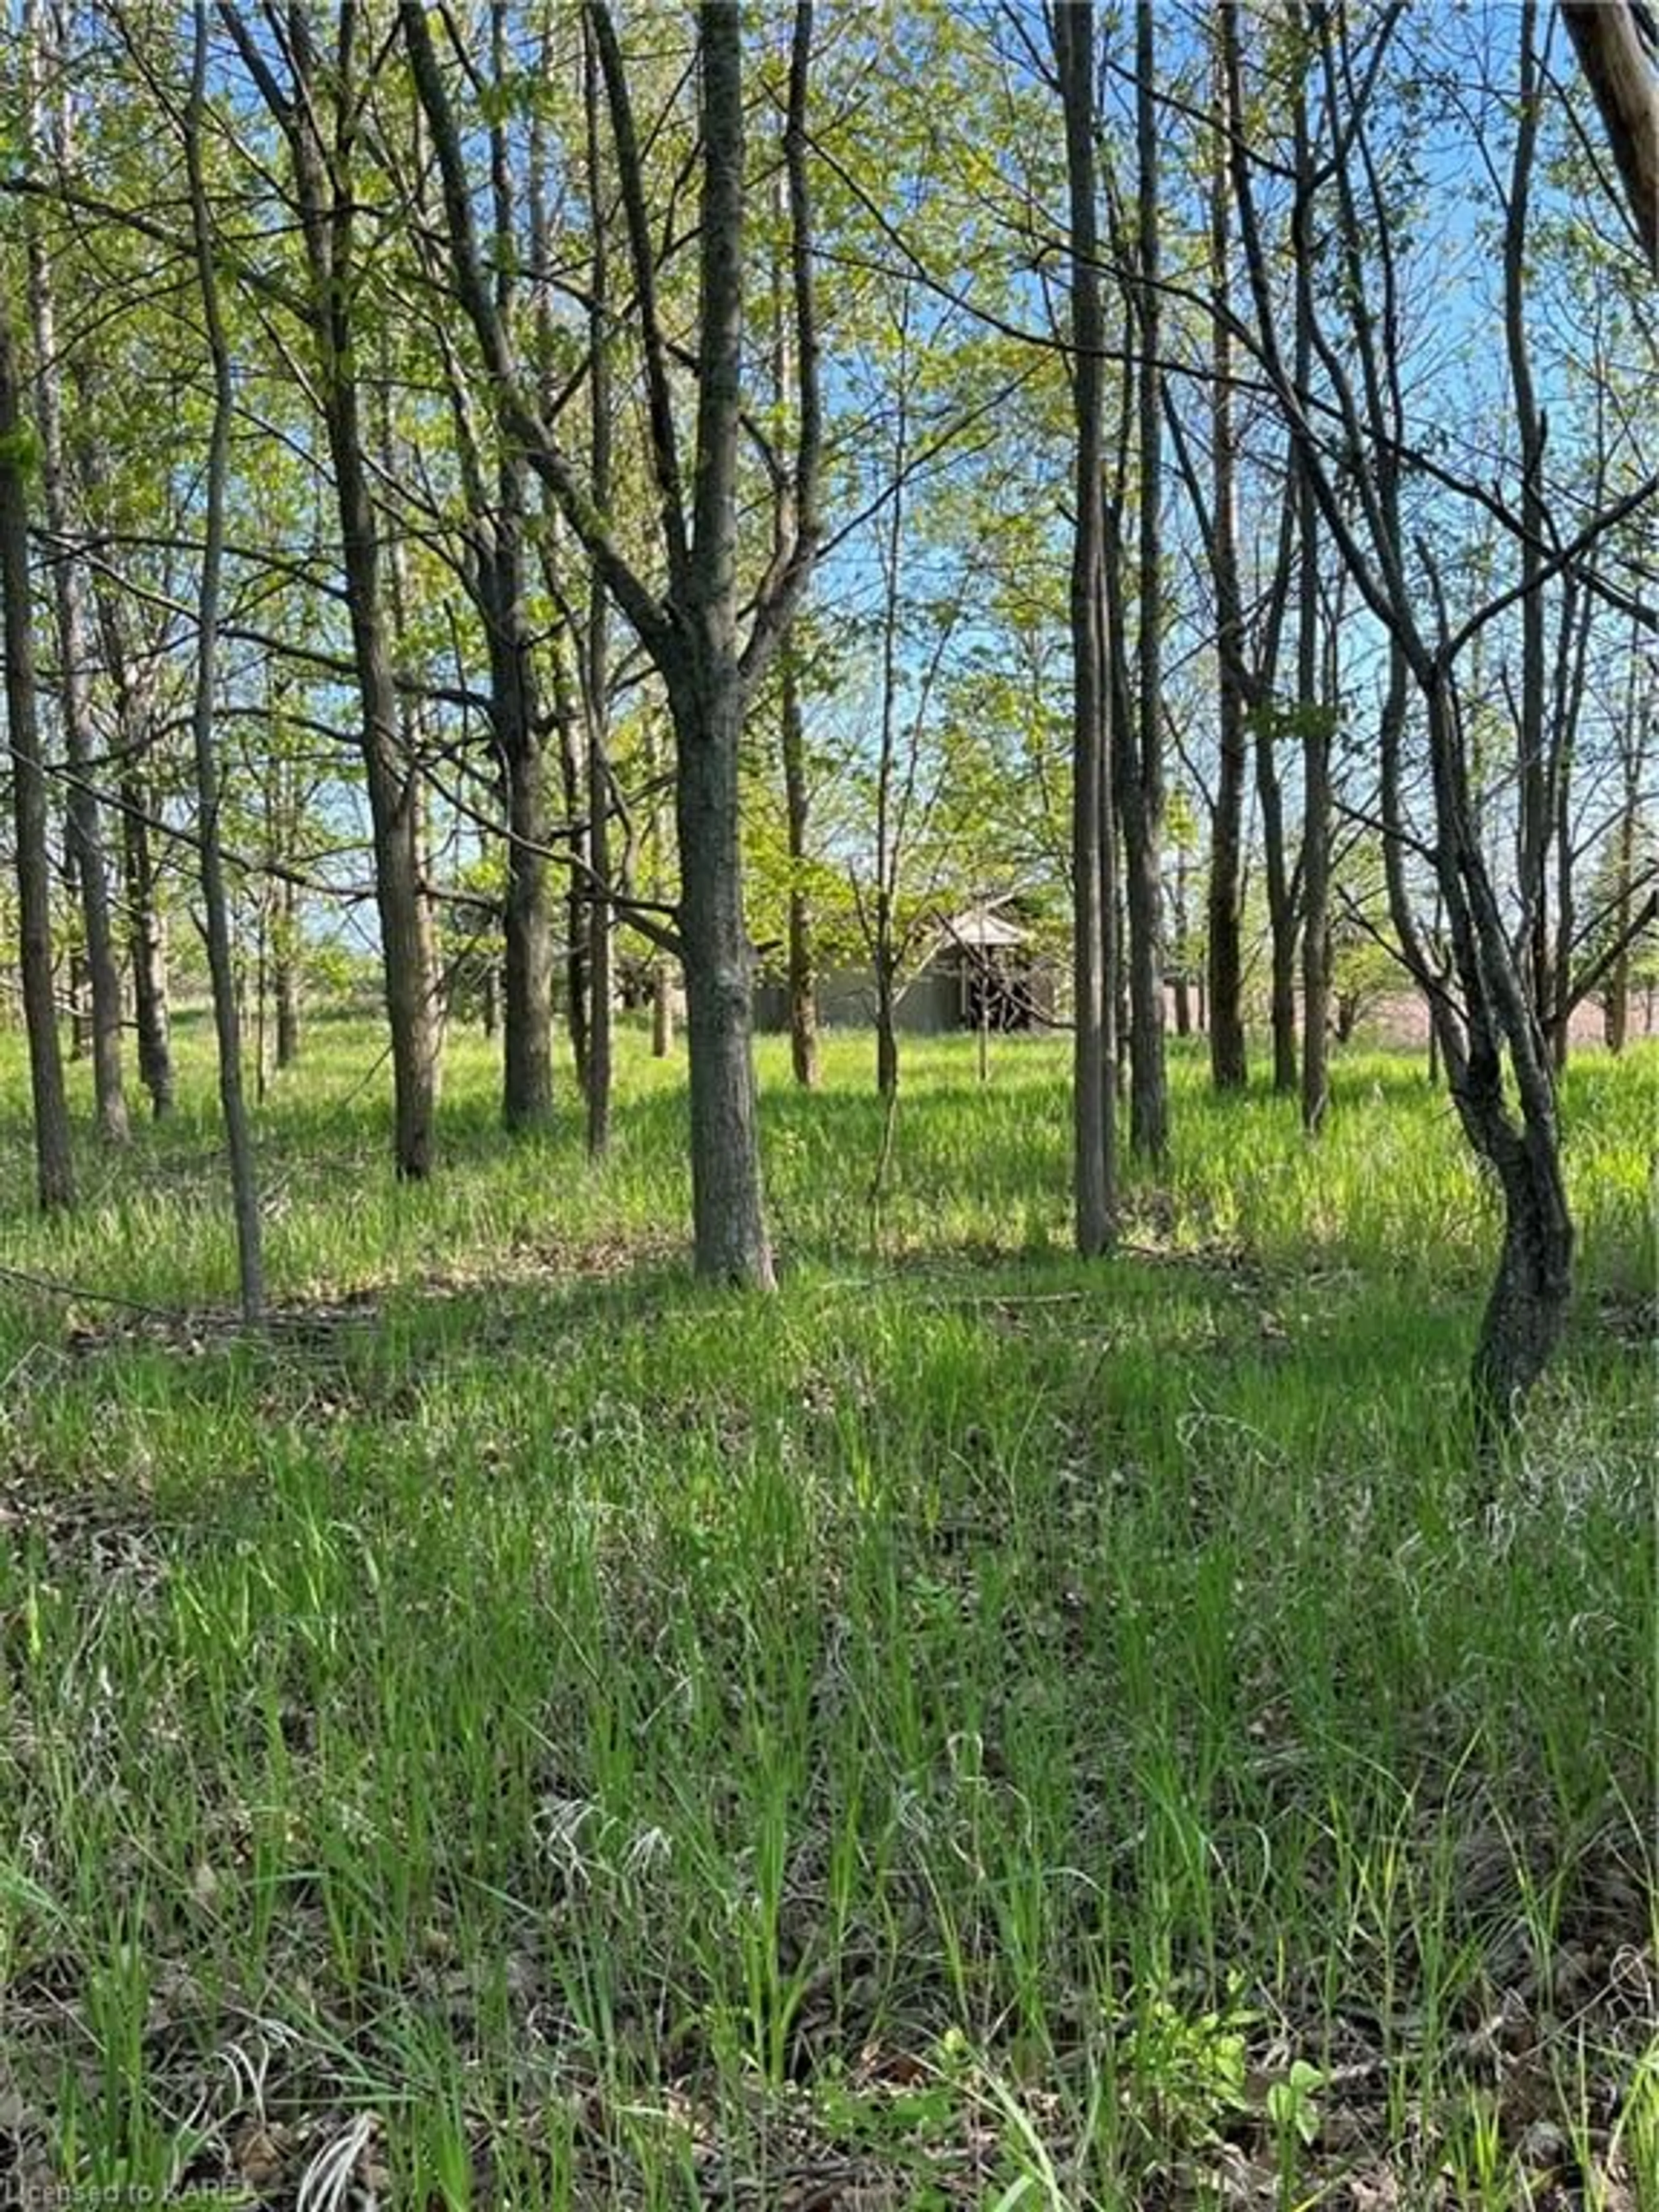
[1222,0,1658,1453]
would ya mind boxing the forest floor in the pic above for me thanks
[0,1019,1652,2211]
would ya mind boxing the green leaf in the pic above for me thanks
[0,421,43,477]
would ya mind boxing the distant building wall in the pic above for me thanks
[756,957,1061,1035]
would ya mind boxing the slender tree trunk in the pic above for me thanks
[1173,836,1192,1038]
[263,725,303,1072]
[528,94,585,1096]
[1604,757,1639,1050]
[671,659,773,1288]
[1259,725,1298,1091]
[1294,32,1330,1136]
[870,282,912,1106]
[275,868,302,1067]
[491,503,552,1128]
[584,13,613,1157]
[373,349,446,1175]
[1207,62,1248,1093]
[352,534,441,1182]
[671,3,778,1287]
[24,0,127,1144]
[1124,0,1168,1161]
[1506,3,1553,1048]
[1423,686,1573,1453]
[185,0,261,1320]
[647,710,675,1056]
[770,162,818,1092]
[874,893,900,1103]
[0,299,73,1211]
[549,590,589,1090]
[77,436,174,1117]
[63,854,88,1060]
[1057,0,1112,1253]
[780,650,818,1086]
[470,3,553,1134]
[121,766,173,1116]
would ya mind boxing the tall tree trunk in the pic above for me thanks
[1124,0,1168,1160]
[771,163,818,1091]
[477,0,553,1134]
[184,0,262,1321]
[528,95,586,1096]
[583,12,614,1157]
[0,299,74,1211]
[870,277,913,1106]
[1056,0,1113,1254]
[670,3,779,1286]
[373,345,446,1174]
[1506,4,1552,1046]
[1207,60,1248,1093]
[408,0,820,1287]
[1294,32,1330,1135]
[24,0,127,1144]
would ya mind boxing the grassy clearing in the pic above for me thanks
[0,1017,1653,2209]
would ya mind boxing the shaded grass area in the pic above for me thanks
[0,1020,1653,2208]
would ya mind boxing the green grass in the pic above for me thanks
[0,1014,1653,2208]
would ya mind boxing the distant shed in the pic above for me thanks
[755,906,1055,1035]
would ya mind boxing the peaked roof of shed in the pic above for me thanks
[937,904,1027,949]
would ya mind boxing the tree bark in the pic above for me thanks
[489,496,552,1129]
[1207,56,1248,1093]
[1056,0,1114,1255]
[771,163,818,1092]
[1172,834,1192,1038]
[671,656,774,1286]
[1294,32,1330,1135]
[122,766,173,1116]
[0,298,75,1211]
[184,0,262,1320]
[275,868,302,1068]
[24,0,127,1145]
[76,432,174,1117]
[583,12,614,1157]
[780,649,818,1087]
[1560,0,1659,272]
[469,0,553,1135]
[1124,0,1168,1161]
